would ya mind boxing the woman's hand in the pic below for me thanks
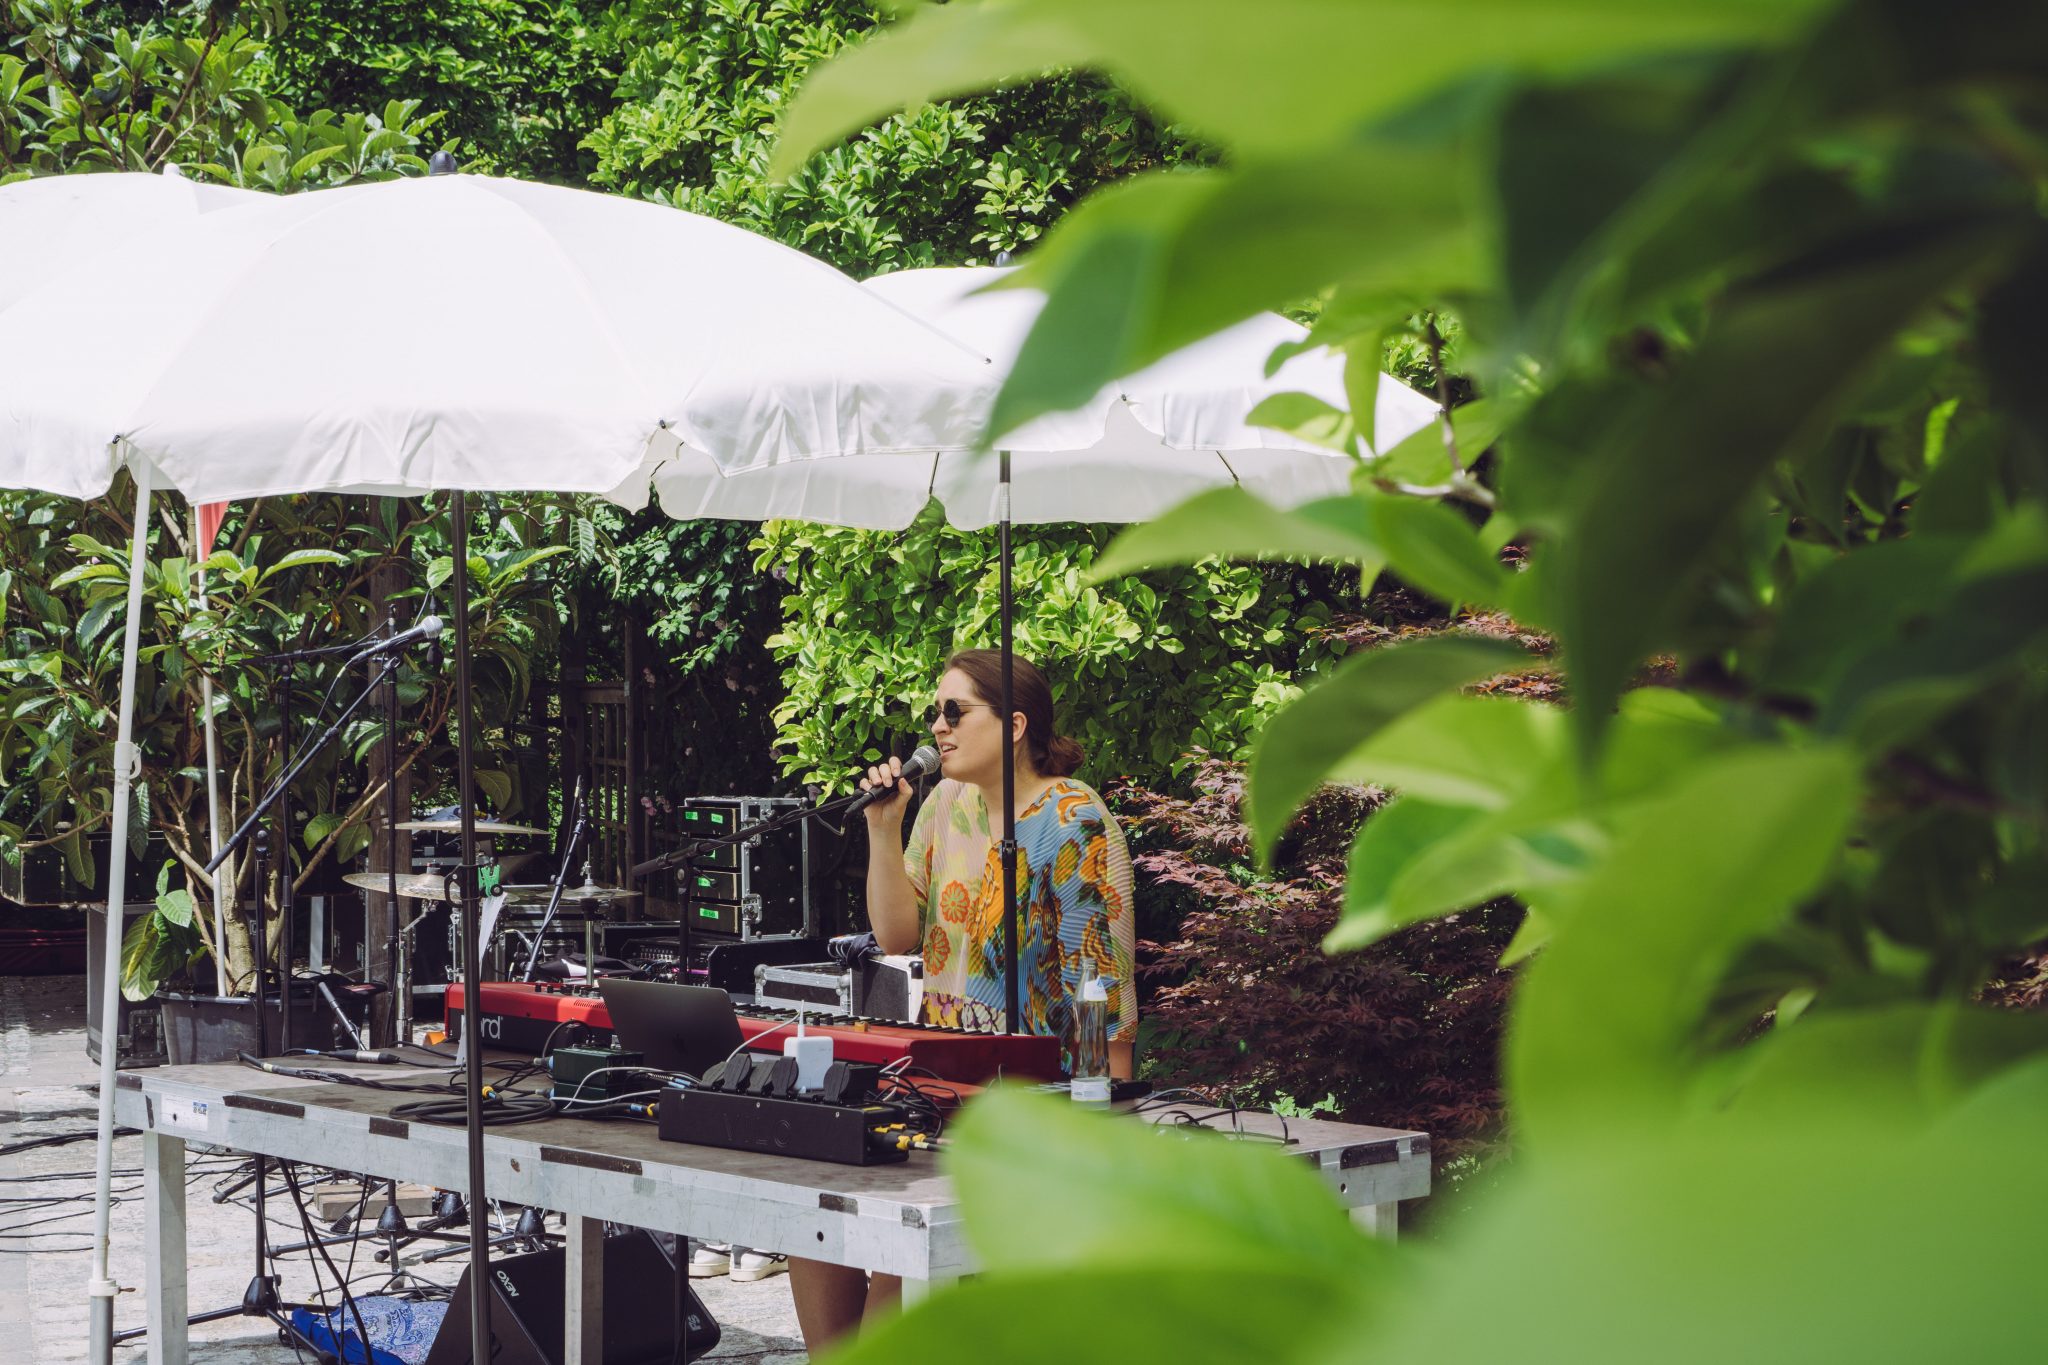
[859,755,914,829]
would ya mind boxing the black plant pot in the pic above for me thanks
[158,986,333,1066]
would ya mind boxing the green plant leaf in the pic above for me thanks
[1326,693,1565,811]
[1089,488,1381,581]
[832,1267,1369,1365]
[990,149,1479,437]
[155,886,195,929]
[1243,392,1352,454]
[257,548,350,583]
[1371,398,1502,488]
[1367,494,1508,608]
[1532,210,2031,763]
[1711,1002,2048,1127]
[1246,636,1531,858]
[947,1086,1381,1273]
[472,768,514,814]
[1360,1107,2048,1365]
[772,0,1822,171]
[1327,797,1483,951]
[1509,745,1861,1139]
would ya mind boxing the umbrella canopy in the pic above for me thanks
[0,170,257,317]
[651,264,1440,529]
[0,174,997,502]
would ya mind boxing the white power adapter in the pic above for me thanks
[783,1012,834,1092]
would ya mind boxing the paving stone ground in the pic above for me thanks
[0,974,808,1363]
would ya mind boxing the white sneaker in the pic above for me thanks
[686,1241,731,1278]
[729,1247,788,1282]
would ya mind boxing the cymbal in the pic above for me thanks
[393,818,547,836]
[544,883,641,903]
[342,871,462,901]
[342,872,641,905]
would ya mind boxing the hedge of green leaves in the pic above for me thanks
[755,507,1341,793]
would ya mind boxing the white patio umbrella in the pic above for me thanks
[0,170,264,1052]
[0,170,997,1364]
[650,263,1441,1032]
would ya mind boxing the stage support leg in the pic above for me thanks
[564,1215,603,1365]
[144,1130,190,1365]
[1350,1201,1398,1242]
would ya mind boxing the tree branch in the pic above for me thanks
[142,19,224,169]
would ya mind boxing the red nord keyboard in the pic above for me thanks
[443,980,1061,1083]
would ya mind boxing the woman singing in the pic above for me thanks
[788,648,1137,1349]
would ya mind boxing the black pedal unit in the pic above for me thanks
[547,1045,645,1103]
[658,1087,911,1165]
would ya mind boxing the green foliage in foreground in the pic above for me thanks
[754,508,1339,793]
[778,0,2048,1354]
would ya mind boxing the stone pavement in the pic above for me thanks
[0,974,808,1363]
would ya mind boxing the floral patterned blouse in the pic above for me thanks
[903,776,1136,1061]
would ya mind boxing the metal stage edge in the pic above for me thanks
[112,1057,1431,1365]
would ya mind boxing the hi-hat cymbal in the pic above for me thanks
[393,818,547,836]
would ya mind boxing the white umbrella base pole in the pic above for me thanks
[88,1290,115,1359]
[87,461,153,1365]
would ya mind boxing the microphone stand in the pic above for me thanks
[205,649,410,879]
[124,644,411,1355]
[520,779,590,983]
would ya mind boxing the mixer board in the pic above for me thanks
[444,980,1062,1083]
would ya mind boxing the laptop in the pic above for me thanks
[599,979,746,1080]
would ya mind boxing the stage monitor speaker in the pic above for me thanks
[423,1228,720,1365]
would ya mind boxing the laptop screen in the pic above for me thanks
[598,980,746,1080]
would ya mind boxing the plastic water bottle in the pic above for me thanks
[1071,957,1111,1107]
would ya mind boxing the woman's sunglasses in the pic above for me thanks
[923,700,996,726]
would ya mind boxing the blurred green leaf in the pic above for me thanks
[1535,211,2030,762]
[992,148,1478,437]
[1510,745,1860,1138]
[1247,637,1530,858]
[1367,494,1508,608]
[1090,489,1381,580]
[948,1087,1382,1273]
[773,0,1823,171]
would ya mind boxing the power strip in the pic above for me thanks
[657,1087,913,1164]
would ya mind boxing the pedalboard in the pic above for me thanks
[657,1057,907,1164]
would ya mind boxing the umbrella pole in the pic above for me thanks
[87,459,152,1365]
[450,490,495,1356]
[998,451,1021,1034]
[193,505,231,992]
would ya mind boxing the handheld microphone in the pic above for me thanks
[353,615,443,661]
[846,745,942,815]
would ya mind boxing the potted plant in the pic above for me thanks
[1,483,590,1061]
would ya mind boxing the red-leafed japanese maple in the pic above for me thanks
[1111,757,1519,1182]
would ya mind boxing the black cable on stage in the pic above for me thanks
[389,1091,557,1127]
[280,1160,376,1364]
[0,1126,138,1157]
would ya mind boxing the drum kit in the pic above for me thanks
[342,815,643,1031]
